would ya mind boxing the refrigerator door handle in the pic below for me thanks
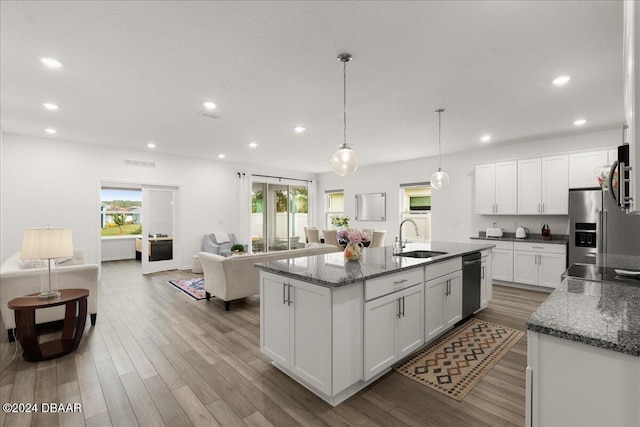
[608,160,619,205]
[603,210,608,254]
[598,209,604,254]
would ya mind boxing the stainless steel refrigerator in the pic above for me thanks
[569,188,640,266]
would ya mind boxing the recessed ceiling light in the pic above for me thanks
[574,119,587,126]
[218,154,225,159]
[553,75,571,86]
[42,102,59,111]
[147,143,156,148]
[40,57,62,68]
[44,128,57,134]
[249,142,258,148]
[203,102,217,110]
[481,135,492,142]
[294,126,306,133]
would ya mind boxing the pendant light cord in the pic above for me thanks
[436,109,444,170]
[343,59,347,148]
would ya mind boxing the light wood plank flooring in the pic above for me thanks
[1,260,549,427]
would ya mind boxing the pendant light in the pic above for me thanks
[331,53,358,176]
[430,108,450,190]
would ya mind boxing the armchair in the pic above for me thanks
[202,232,246,256]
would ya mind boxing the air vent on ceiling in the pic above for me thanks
[200,111,221,119]
[124,159,156,168]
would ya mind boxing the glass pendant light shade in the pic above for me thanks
[430,168,450,190]
[331,144,359,176]
[430,108,449,190]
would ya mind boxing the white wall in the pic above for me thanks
[0,133,315,267]
[315,128,621,243]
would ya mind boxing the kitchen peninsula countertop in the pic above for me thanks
[255,241,494,288]
[527,256,640,356]
[470,231,568,245]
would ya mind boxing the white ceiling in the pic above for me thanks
[0,1,624,174]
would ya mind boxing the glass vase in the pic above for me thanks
[344,242,363,262]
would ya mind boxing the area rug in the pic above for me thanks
[394,318,524,401]
[167,277,205,300]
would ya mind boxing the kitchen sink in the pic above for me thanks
[395,250,447,258]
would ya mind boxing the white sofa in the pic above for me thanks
[0,249,99,341]
[198,243,340,310]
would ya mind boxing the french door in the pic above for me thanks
[141,186,179,274]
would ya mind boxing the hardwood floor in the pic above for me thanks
[1,260,550,427]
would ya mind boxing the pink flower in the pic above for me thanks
[348,230,362,244]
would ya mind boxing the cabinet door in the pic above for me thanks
[289,279,332,395]
[495,161,518,214]
[260,276,290,367]
[397,285,424,359]
[364,292,398,380]
[569,151,608,189]
[518,158,542,214]
[542,155,569,214]
[538,252,567,289]
[425,278,446,342]
[480,252,492,309]
[513,251,538,286]
[444,273,462,329]
[492,248,514,282]
[475,163,496,214]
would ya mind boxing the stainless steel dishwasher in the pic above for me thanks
[462,252,481,317]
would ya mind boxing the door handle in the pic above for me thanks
[481,266,485,280]
[609,160,619,204]
[393,279,408,285]
[397,298,402,318]
[402,296,406,318]
[282,282,287,305]
[538,203,541,214]
[287,283,292,306]
[542,202,545,213]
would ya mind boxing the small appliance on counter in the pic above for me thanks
[486,227,503,238]
[515,227,528,239]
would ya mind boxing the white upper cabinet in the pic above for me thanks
[518,155,568,215]
[475,161,517,214]
[569,150,609,189]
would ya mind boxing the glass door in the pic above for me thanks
[268,184,289,251]
[142,186,179,274]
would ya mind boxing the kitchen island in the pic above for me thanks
[525,254,640,427]
[255,241,493,406]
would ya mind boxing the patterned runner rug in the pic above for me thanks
[394,318,524,401]
[167,277,205,300]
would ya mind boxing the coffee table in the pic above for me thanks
[8,288,89,362]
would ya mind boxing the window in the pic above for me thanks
[400,183,431,240]
[325,190,345,228]
[100,188,142,237]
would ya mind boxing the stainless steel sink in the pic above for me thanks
[395,250,447,258]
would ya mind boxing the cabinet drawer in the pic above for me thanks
[478,239,513,251]
[365,268,423,301]
[425,258,462,282]
[513,242,566,254]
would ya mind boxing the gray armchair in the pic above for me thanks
[202,233,245,256]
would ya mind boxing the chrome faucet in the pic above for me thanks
[399,219,419,249]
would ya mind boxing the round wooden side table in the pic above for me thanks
[8,288,89,362]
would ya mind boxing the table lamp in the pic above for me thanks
[21,226,73,299]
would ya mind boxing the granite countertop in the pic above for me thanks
[527,274,640,357]
[470,231,569,245]
[254,241,494,288]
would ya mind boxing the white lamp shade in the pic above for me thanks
[430,169,450,190]
[331,147,359,176]
[21,227,73,260]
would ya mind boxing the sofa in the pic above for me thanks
[0,249,99,341]
[198,243,340,310]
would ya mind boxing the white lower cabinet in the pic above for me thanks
[425,263,462,342]
[261,274,332,395]
[364,281,424,381]
[480,249,493,308]
[513,242,567,289]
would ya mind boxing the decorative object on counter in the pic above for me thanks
[515,226,528,239]
[395,318,523,401]
[330,53,358,176]
[430,108,450,190]
[541,224,552,240]
[596,165,618,190]
[167,277,206,300]
[338,228,369,261]
[330,216,350,228]
[344,259,363,280]
[230,244,245,254]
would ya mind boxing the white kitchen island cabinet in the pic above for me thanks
[257,242,492,406]
[425,258,462,342]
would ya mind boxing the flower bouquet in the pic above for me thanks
[331,216,350,228]
[337,228,370,261]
